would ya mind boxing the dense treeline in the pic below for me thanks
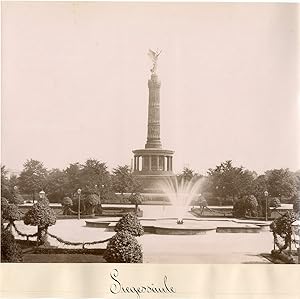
[1,159,300,206]
[175,160,300,206]
[1,159,141,203]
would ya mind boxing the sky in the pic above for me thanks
[1,2,300,175]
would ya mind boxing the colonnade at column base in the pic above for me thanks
[132,148,175,194]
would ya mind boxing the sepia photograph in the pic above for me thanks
[1,1,299,265]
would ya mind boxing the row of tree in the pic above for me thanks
[1,159,141,203]
[1,159,300,204]
[179,160,300,203]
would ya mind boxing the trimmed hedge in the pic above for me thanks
[2,203,22,223]
[115,213,144,236]
[24,200,56,228]
[1,230,23,262]
[269,197,281,208]
[104,231,143,263]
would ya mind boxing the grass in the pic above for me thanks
[23,253,107,263]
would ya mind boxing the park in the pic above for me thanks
[1,4,299,265]
[1,158,300,264]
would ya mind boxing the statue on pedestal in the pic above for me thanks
[148,48,162,74]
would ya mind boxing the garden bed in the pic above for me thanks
[23,253,106,263]
[16,240,107,263]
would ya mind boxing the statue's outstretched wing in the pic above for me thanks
[148,49,157,62]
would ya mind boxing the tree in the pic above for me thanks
[292,191,300,216]
[1,166,14,201]
[11,186,24,204]
[252,175,268,199]
[23,200,56,245]
[45,168,68,202]
[80,159,112,199]
[64,163,83,195]
[207,160,256,202]
[294,170,300,191]
[112,165,142,195]
[178,167,198,182]
[18,159,48,202]
[265,169,298,199]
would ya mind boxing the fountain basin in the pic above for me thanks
[85,217,265,235]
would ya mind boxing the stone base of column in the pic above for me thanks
[132,173,177,194]
[132,148,175,194]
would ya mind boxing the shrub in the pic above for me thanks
[10,187,24,205]
[62,197,73,215]
[245,195,258,217]
[233,198,247,218]
[129,193,143,212]
[257,197,271,218]
[1,230,23,262]
[85,194,101,215]
[114,213,144,236]
[103,231,143,263]
[270,197,281,208]
[24,200,56,227]
[271,249,295,264]
[1,197,9,213]
[293,199,300,215]
[62,196,73,206]
[233,195,258,218]
[24,200,56,245]
[2,203,22,230]
[270,211,297,253]
[199,196,208,208]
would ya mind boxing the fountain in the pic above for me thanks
[159,176,204,224]
[85,176,267,234]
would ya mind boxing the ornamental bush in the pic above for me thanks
[293,199,300,215]
[270,197,281,208]
[245,195,258,217]
[199,196,208,208]
[11,187,24,205]
[233,195,258,218]
[1,197,9,214]
[114,213,144,236]
[1,230,23,262]
[129,193,143,212]
[61,197,73,215]
[24,200,56,245]
[24,200,56,228]
[103,231,143,263]
[232,197,247,218]
[2,203,22,231]
[270,211,297,253]
[85,194,101,215]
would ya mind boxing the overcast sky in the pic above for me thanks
[1,2,299,175]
